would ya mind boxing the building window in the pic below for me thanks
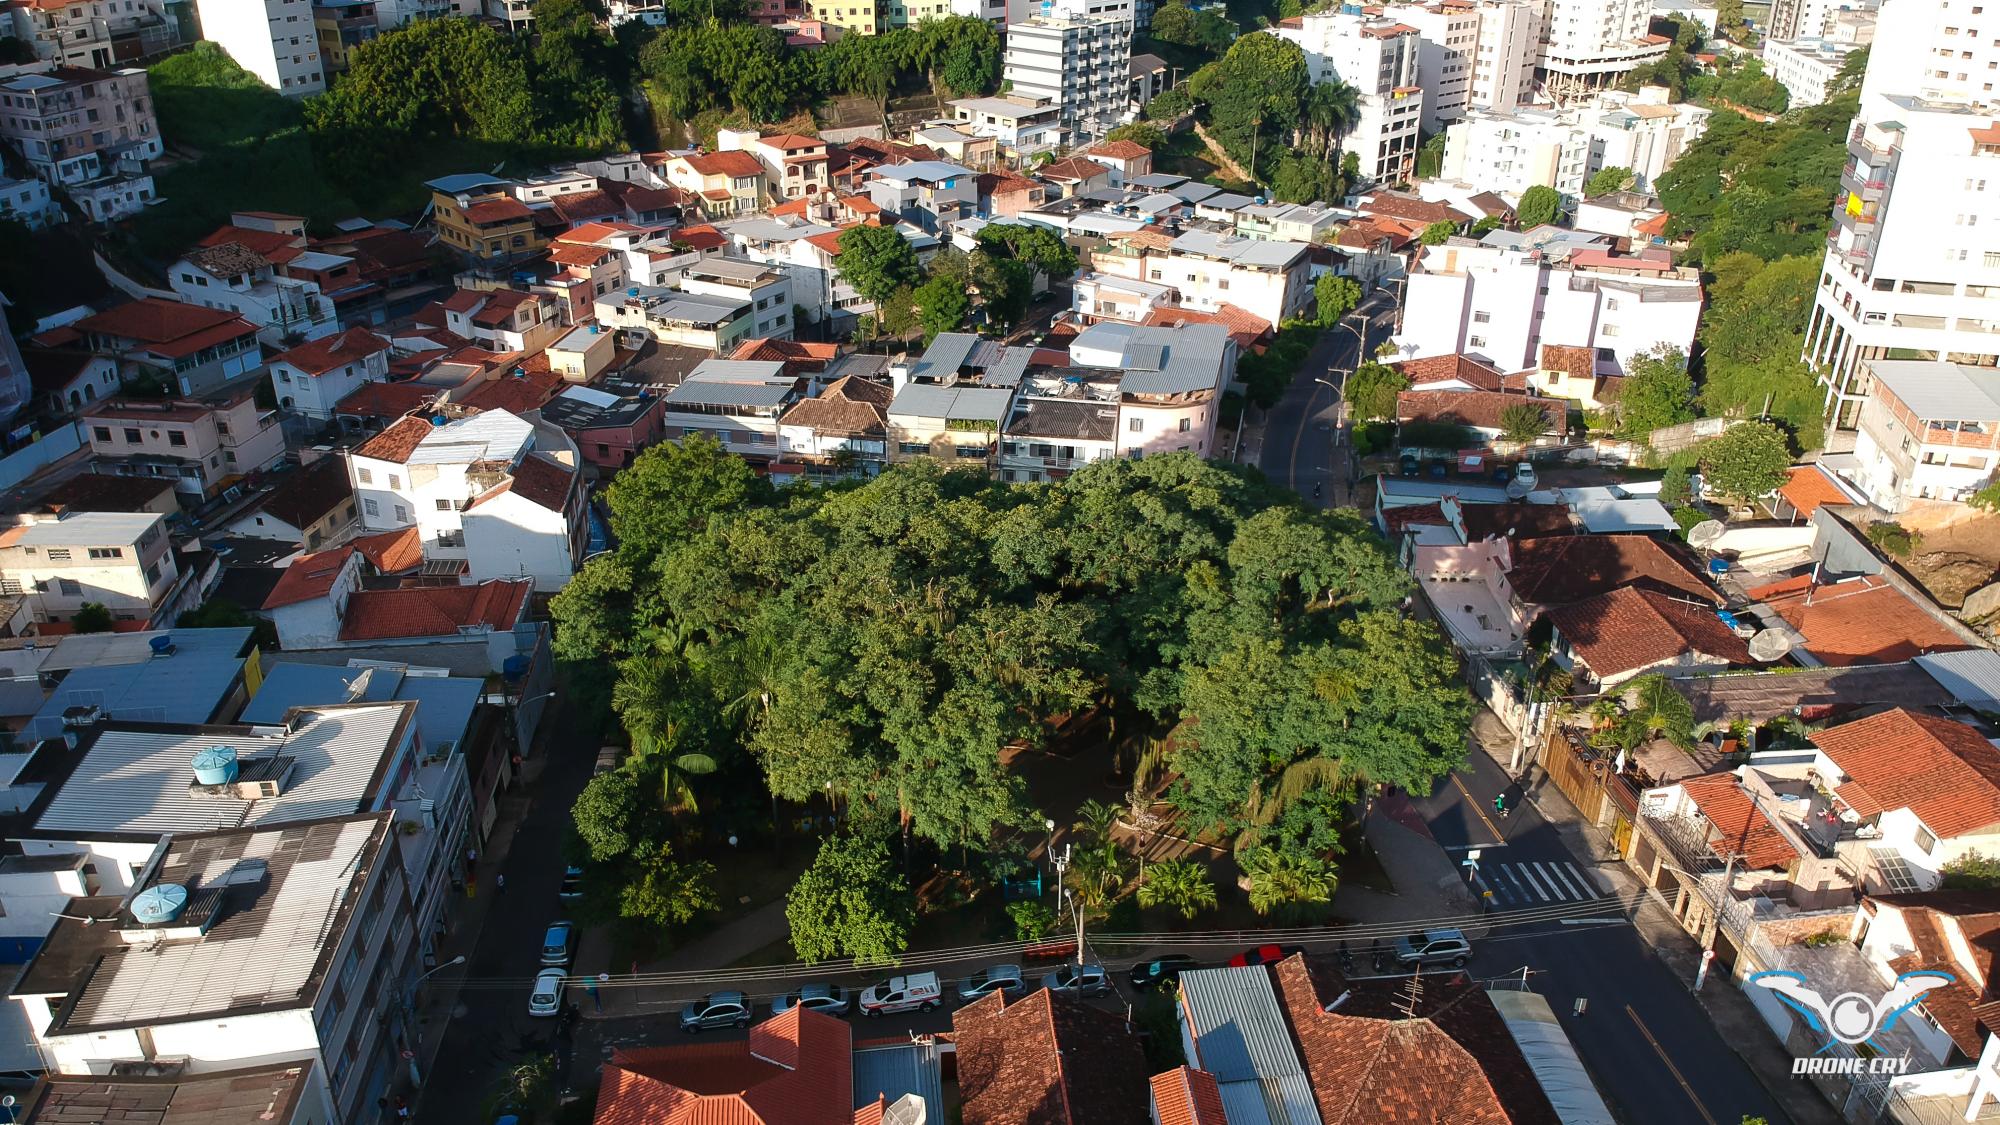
[1128,418,1143,432]
[167,431,186,447]
[393,504,407,522]
[436,499,453,511]
[356,467,372,484]
[1472,311,1490,323]
[46,548,70,562]
[364,498,378,516]
[86,547,121,559]
[123,428,140,443]
[145,561,161,584]
[57,579,80,596]
[93,426,110,441]
[387,474,401,489]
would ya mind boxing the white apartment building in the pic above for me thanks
[1084,228,1316,328]
[0,65,160,223]
[1398,238,1704,371]
[1472,0,1542,112]
[168,242,338,346]
[1383,0,1541,130]
[0,176,58,229]
[1002,0,1134,145]
[1538,0,1669,103]
[1769,0,1878,42]
[719,216,868,324]
[3,0,180,69]
[0,510,175,627]
[658,256,794,339]
[1762,37,1861,107]
[191,0,326,95]
[1441,86,1710,197]
[1806,4,2000,431]
[594,285,756,353]
[1270,10,1425,181]
[348,408,584,590]
[1844,358,2000,508]
[948,95,1066,155]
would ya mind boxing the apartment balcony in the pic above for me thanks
[1838,161,1892,203]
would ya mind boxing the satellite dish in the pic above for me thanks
[1688,519,1726,549]
[1505,477,1531,499]
[1747,630,1793,662]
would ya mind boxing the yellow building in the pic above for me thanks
[815,0,882,35]
[428,174,548,265]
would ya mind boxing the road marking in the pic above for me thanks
[1567,862,1593,894]
[1539,862,1582,898]
[1521,865,1553,901]
[1626,1005,1721,1125]
[1450,773,1505,842]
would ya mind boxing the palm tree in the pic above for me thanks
[1303,80,1361,172]
[630,725,718,814]
[1067,836,1128,911]
[611,652,719,813]
[1238,846,1337,920]
[1072,798,1122,844]
[1616,675,1698,751]
[1137,859,1218,920]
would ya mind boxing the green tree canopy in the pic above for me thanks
[1499,402,1553,444]
[71,603,112,634]
[1516,185,1565,229]
[786,833,917,965]
[1699,421,1793,504]
[1315,274,1361,327]
[1344,361,1409,422]
[835,225,923,306]
[913,273,972,342]
[1585,166,1633,196]
[1615,347,1697,439]
[1188,34,1309,181]
[1696,254,1826,439]
[1419,220,1458,245]
[1656,101,1854,268]
[1103,122,1167,149]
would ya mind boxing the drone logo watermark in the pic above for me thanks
[1747,969,1952,1077]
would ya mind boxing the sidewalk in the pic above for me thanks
[576,898,793,1020]
[1335,794,1483,926]
[1486,735,1842,1125]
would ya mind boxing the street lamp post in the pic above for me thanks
[400,954,467,1088]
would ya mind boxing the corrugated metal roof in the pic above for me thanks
[1488,990,1616,1125]
[33,703,411,838]
[27,628,252,738]
[888,384,1014,424]
[16,512,164,548]
[1915,649,2000,709]
[409,409,534,466]
[1177,967,1321,1124]
[852,1041,944,1112]
[57,815,388,1032]
[239,663,480,752]
[1867,360,2000,422]
[910,333,978,383]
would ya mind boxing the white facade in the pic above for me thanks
[169,249,337,347]
[268,330,392,419]
[1762,37,1859,107]
[1271,11,1425,182]
[1002,0,1134,146]
[1471,0,1543,112]
[0,511,176,627]
[1386,0,1547,130]
[1086,229,1316,328]
[1398,239,1704,371]
[949,95,1065,153]
[1440,86,1710,197]
[1538,0,1670,101]
[191,0,326,94]
[0,176,58,229]
[719,217,867,323]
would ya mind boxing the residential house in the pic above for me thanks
[594,285,755,353]
[776,374,893,477]
[263,544,536,673]
[1068,321,1234,458]
[1547,584,1751,690]
[1845,359,2000,510]
[659,149,766,218]
[82,382,284,498]
[0,510,175,627]
[1399,238,1703,372]
[948,95,1065,156]
[439,287,565,355]
[541,384,666,474]
[21,350,120,415]
[546,323,617,382]
[1,0,180,70]
[662,358,804,462]
[221,455,356,550]
[347,408,583,590]
[718,216,873,324]
[865,160,978,233]
[1744,573,1979,667]
[670,257,794,340]
[1440,87,1711,198]
[1526,343,1627,410]
[953,988,1152,1125]
[1079,139,1152,186]
[1855,890,2000,1069]
[1176,965,1322,1122]
[1038,156,1113,198]
[313,0,377,74]
[718,129,831,200]
[0,65,160,222]
[0,176,58,229]
[1235,201,1342,244]
[35,473,178,518]
[1085,228,1316,329]
[1396,388,1568,445]
[427,174,547,267]
[978,170,1048,218]
[71,298,262,396]
[912,123,997,169]
[267,327,392,419]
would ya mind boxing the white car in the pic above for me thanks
[1513,463,1537,491]
[529,969,565,1017]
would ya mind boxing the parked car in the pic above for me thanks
[1393,928,1472,968]
[955,964,1026,1003]
[859,972,942,1017]
[1042,962,1112,997]
[1427,458,1449,479]
[528,969,565,1018]
[680,991,752,1033]
[1228,943,1306,968]
[558,866,584,901]
[1513,463,1537,491]
[1399,453,1420,477]
[594,746,621,776]
[540,921,575,967]
[1128,954,1200,990]
[772,984,850,1018]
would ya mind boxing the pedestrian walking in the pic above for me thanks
[586,977,602,1013]
[495,873,506,894]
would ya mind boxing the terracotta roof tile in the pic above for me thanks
[273,327,391,376]
[255,456,352,532]
[195,224,301,265]
[595,1008,854,1125]
[457,356,563,415]
[1394,353,1509,392]
[335,382,437,420]
[953,989,1150,1125]
[1084,139,1152,161]
[1149,1067,1226,1125]
[730,337,842,377]
[780,375,892,437]
[339,578,531,641]
[76,299,256,358]
[1680,773,1800,870]
[1396,389,1565,434]
[262,547,354,610]
[1362,192,1465,225]
[1777,465,1854,518]
[353,416,436,463]
[684,150,766,179]
[1539,344,1597,385]
[1142,304,1272,351]
[349,525,423,573]
[1747,574,1973,667]
[1814,709,2000,837]
[464,452,575,513]
[462,196,534,225]
[1506,534,1717,608]
[1873,890,2000,1055]
[1039,157,1109,183]
[551,190,622,223]
[1547,586,1749,680]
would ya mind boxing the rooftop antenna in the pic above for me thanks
[1398,965,1425,1018]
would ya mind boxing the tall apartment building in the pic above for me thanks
[1806,0,2000,430]
[1768,0,1877,42]
[1538,0,1668,103]
[0,65,161,222]
[1002,0,1134,145]
[1272,10,1424,182]
[2,0,183,69]
[1383,0,1541,131]
[191,0,325,94]
[1440,86,1710,196]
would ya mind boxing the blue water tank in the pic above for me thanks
[588,324,600,334]
[503,654,531,680]
[131,883,189,925]
[1708,557,1729,576]
[430,413,448,427]
[148,634,174,656]
[192,745,239,786]
[1715,609,1741,630]
[627,287,640,297]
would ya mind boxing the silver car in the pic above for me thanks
[1042,962,1111,997]
[772,983,850,1017]
[955,964,1025,1003]
[680,991,752,1033]
[528,969,565,1018]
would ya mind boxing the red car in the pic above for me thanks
[1227,943,1307,967]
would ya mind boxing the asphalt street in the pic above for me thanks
[1406,748,1790,1125]
[1257,289,1399,505]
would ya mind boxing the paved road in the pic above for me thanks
[1258,290,1399,507]
[415,690,596,1118]
[1406,748,1791,1125]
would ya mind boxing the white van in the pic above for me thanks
[858,971,942,1017]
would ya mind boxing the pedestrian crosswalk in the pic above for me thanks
[1470,860,1604,910]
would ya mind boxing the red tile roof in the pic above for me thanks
[684,150,766,179]
[1396,389,1565,434]
[952,989,1150,1125]
[1393,354,1511,392]
[256,456,353,532]
[1747,573,1973,667]
[457,357,564,415]
[1505,534,1717,608]
[1873,890,2000,1055]
[1777,465,1854,518]
[675,225,728,252]
[1547,586,1749,680]
[595,1008,855,1125]
[1272,955,1558,1125]
[335,381,437,421]
[262,547,354,610]
[465,453,575,513]
[442,289,486,314]
[1084,139,1152,161]
[730,337,841,376]
[469,289,534,328]
[339,578,531,641]
[558,221,642,245]
[549,243,613,268]
[462,197,534,224]
[353,416,436,463]
[273,327,391,376]
[195,224,302,265]
[1814,709,2000,837]
[551,190,622,224]
[1142,304,1273,352]
[1679,772,1800,870]
[1040,157,1109,183]
[1149,1068,1226,1125]
[76,299,257,359]
[349,525,423,573]
[763,132,824,151]
[1363,192,1466,225]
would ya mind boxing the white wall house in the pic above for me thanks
[268,327,391,419]
[1762,36,1860,107]
[168,242,337,346]
[1845,359,2000,510]
[0,511,176,628]
[1085,229,1315,329]
[662,358,804,462]
[1270,11,1425,182]
[1441,86,1710,197]
[948,95,1066,155]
